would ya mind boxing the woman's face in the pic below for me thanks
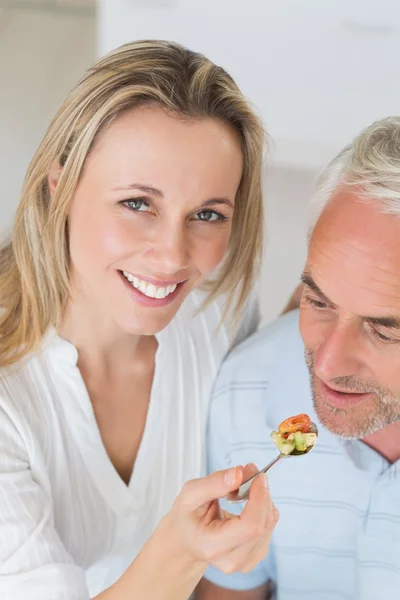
[63,106,243,335]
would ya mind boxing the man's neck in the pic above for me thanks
[362,420,400,463]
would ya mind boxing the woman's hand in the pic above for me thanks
[165,464,279,575]
[98,465,278,600]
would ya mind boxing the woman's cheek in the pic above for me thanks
[195,229,232,275]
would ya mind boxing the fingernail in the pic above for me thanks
[246,463,258,474]
[260,473,268,488]
[224,467,237,486]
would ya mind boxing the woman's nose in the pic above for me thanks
[147,224,190,275]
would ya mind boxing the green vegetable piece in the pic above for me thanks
[280,441,295,455]
[271,430,296,455]
[293,431,307,452]
[270,431,279,442]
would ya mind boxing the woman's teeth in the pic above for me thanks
[122,271,178,299]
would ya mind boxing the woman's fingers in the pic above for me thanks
[242,462,259,480]
[178,466,244,512]
[202,472,277,551]
[210,509,279,574]
[170,465,278,573]
[240,471,274,529]
[212,476,279,574]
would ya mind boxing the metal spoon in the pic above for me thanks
[227,422,318,503]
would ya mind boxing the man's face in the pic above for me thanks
[300,189,400,438]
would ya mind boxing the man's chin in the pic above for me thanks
[312,394,367,439]
[312,393,392,439]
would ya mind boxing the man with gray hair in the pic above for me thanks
[196,117,400,600]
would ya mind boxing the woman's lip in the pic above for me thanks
[317,378,372,409]
[118,270,183,307]
[120,271,187,287]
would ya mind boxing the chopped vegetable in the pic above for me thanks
[278,413,312,438]
[271,414,317,455]
[293,431,307,452]
[304,432,317,447]
[270,431,294,454]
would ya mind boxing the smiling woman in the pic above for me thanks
[0,40,278,600]
[58,105,244,338]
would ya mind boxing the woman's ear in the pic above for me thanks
[48,164,62,197]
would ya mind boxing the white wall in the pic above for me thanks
[98,0,400,171]
[260,167,314,323]
[0,6,95,236]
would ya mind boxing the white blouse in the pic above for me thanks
[0,289,258,600]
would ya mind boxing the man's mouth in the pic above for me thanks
[317,378,373,409]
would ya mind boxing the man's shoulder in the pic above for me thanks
[216,309,304,385]
[208,310,313,462]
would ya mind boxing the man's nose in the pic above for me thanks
[314,320,364,382]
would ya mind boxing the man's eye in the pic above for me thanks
[123,199,150,212]
[369,327,396,344]
[304,296,329,310]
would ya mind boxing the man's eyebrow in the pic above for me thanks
[301,272,400,328]
[365,316,400,329]
[301,272,333,304]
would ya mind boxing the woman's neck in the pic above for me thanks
[59,297,150,375]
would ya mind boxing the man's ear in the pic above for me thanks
[48,164,63,197]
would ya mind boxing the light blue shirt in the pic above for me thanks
[206,310,400,600]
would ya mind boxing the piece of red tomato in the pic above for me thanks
[278,413,312,438]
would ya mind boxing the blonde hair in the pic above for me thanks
[0,40,265,367]
[309,116,400,237]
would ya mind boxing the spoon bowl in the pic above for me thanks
[227,421,318,503]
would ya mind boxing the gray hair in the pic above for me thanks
[308,116,400,238]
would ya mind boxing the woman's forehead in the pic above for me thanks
[83,106,243,197]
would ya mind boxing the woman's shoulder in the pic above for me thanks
[175,287,260,347]
[0,331,75,428]
[0,351,45,427]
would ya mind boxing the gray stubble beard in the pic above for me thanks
[304,348,400,439]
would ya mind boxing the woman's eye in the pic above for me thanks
[304,295,330,310]
[123,199,150,212]
[194,210,226,222]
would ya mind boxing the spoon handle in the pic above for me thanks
[227,453,286,504]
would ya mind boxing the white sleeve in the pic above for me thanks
[0,402,89,600]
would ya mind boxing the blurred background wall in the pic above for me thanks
[0,1,95,232]
[1,0,400,323]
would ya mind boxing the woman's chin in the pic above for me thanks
[113,308,178,337]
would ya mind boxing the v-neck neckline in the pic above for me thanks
[48,325,170,518]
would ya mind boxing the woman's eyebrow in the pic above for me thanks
[202,198,234,209]
[112,185,234,209]
[112,183,163,197]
